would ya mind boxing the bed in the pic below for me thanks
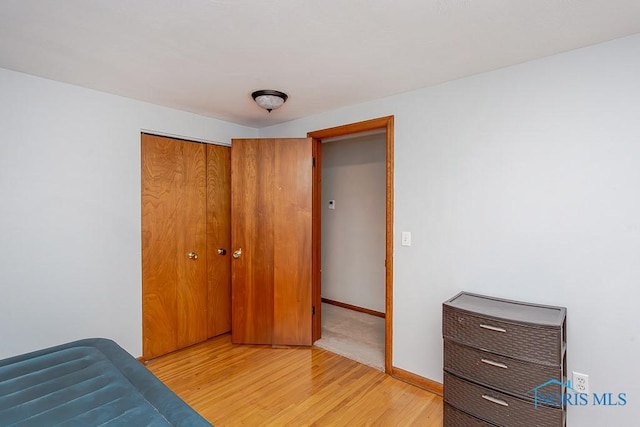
[0,338,211,426]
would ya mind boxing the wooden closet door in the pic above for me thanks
[231,138,312,346]
[206,143,232,337]
[141,134,208,359]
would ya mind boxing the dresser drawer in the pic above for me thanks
[444,339,563,403]
[444,403,497,426]
[443,305,563,365]
[444,372,563,427]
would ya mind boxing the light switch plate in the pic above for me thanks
[401,231,411,246]
[328,200,335,210]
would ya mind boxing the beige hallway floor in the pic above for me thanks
[314,302,385,370]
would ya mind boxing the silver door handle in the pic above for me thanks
[232,248,242,259]
[187,252,198,260]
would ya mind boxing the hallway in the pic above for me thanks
[314,303,385,371]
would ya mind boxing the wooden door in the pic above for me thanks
[142,134,208,359]
[272,139,313,345]
[231,138,313,346]
[230,139,275,344]
[206,144,232,337]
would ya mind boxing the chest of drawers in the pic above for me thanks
[443,292,567,426]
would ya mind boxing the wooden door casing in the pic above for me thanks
[231,138,313,346]
[307,115,394,372]
[141,134,208,359]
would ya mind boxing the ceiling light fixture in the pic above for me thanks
[251,90,288,113]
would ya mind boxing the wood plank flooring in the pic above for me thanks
[145,334,443,426]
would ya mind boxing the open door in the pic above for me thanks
[231,138,313,346]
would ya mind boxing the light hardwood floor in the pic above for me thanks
[145,334,443,426]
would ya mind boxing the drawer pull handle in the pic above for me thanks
[481,358,508,369]
[482,395,509,407]
[479,324,507,333]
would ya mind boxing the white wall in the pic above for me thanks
[260,34,640,425]
[0,68,257,359]
[322,134,386,312]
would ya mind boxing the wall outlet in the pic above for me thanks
[572,371,589,394]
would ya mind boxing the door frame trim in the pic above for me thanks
[308,115,394,373]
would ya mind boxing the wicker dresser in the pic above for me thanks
[442,292,567,427]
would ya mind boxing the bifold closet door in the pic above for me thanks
[231,138,313,346]
[206,143,232,338]
[141,134,208,359]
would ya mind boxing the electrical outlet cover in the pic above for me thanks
[572,371,589,394]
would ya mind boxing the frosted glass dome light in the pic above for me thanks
[251,90,288,113]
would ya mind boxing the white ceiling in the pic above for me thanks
[1,1,639,128]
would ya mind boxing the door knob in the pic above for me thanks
[187,252,198,260]
[217,248,227,255]
[232,248,242,259]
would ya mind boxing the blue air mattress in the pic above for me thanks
[0,338,211,426]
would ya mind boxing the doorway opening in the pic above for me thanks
[308,116,394,373]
